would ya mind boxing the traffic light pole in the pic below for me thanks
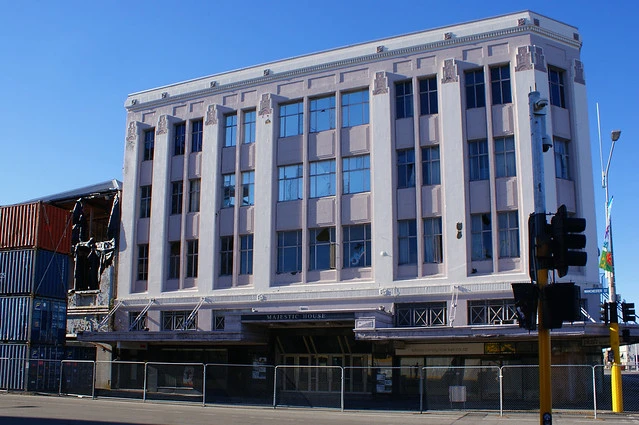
[605,174,623,412]
[530,91,552,425]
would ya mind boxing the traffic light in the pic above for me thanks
[622,302,636,322]
[512,283,539,330]
[600,302,609,324]
[541,283,581,329]
[551,204,587,277]
[528,213,552,281]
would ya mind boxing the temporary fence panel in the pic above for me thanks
[60,360,95,397]
[144,362,204,404]
[94,361,145,400]
[0,249,70,299]
[421,366,501,412]
[274,365,343,410]
[27,345,65,393]
[341,366,420,411]
[0,202,72,255]
[0,296,67,344]
[203,363,275,406]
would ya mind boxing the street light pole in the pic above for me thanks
[603,129,622,412]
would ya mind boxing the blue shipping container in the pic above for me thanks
[0,296,67,344]
[0,249,69,299]
[0,343,65,391]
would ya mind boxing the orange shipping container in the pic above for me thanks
[0,202,72,255]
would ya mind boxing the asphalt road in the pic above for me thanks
[1,393,639,425]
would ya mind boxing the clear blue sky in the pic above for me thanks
[1,1,637,305]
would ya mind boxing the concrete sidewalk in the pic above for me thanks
[1,392,638,425]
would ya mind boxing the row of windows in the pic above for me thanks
[141,64,568,162]
[394,299,518,327]
[129,311,225,331]
[130,299,518,331]
[137,210,519,282]
[140,135,570,219]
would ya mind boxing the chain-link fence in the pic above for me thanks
[4,359,639,415]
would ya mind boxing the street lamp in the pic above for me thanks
[602,129,622,412]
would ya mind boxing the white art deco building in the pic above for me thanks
[82,11,606,378]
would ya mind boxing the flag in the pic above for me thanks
[599,247,613,272]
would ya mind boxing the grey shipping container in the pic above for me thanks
[0,249,70,299]
[0,296,67,344]
[0,343,65,391]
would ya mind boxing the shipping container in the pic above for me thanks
[0,343,65,391]
[0,202,72,255]
[0,296,67,344]
[0,249,70,298]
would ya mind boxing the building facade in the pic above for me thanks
[83,11,611,385]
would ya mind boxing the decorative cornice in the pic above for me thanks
[156,115,168,135]
[126,24,580,112]
[441,59,458,84]
[204,104,218,126]
[574,59,585,85]
[372,72,388,95]
[258,93,272,116]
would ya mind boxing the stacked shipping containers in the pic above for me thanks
[0,202,71,391]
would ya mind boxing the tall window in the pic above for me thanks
[309,227,335,271]
[186,239,199,278]
[423,217,443,263]
[419,77,438,115]
[162,311,196,330]
[279,101,304,137]
[471,213,492,261]
[137,244,149,281]
[398,220,417,265]
[395,81,413,119]
[242,171,255,206]
[278,164,303,201]
[422,146,441,185]
[342,89,369,127]
[174,122,186,155]
[243,110,256,144]
[549,67,566,108]
[310,159,336,198]
[224,114,237,147]
[189,179,200,213]
[490,65,512,105]
[494,136,516,178]
[342,155,370,194]
[465,69,486,109]
[343,224,371,268]
[143,129,154,161]
[277,230,302,273]
[191,119,203,152]
[310,95,335,132]
[498,211,520,258]
[139,185,151,218]
[171,181,183,215]
[239,234,253,275]
[220,236,233,276]
[397,149,415,188]
[469,140,489,181]
[554,138,571,179]
[222,173,236,207]
[168,241,180,279]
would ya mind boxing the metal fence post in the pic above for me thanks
[272,365,278,409]
[499,366,503,417]
[92,360,96,400]
[202,364,207,407]
[58,360,64,395]
[592,365,597,419]
[341,366,344,412]
[419,366,424,413]
[143,362,148,403]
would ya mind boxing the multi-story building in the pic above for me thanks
[82,11,613,382]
